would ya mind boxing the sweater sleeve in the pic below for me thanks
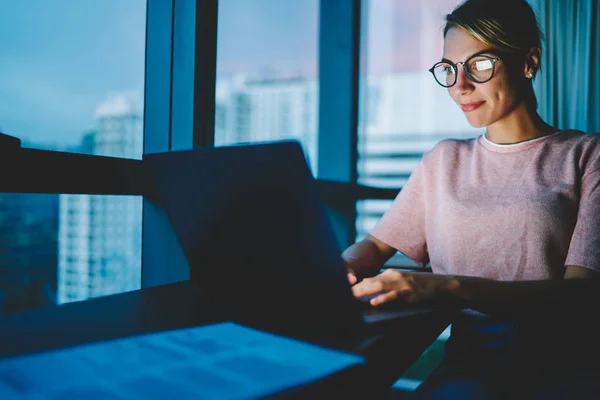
[564,157,600,272]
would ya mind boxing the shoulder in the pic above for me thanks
[578,132,600,176]
[554,130,600,175]
[551,129,600,149]
[421,136,479,166]
[428,136,478,155]
[573,131,600,156]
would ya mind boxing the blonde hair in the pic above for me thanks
[444,0,543,109]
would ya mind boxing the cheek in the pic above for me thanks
[477,80,500,102]
[486,75,519,105]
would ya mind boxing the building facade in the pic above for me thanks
[57,93,143,304]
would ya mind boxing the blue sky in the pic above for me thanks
[0,0,146,148]
[217,0,319,79]
[0,0,321,149]
[0,0,456,149]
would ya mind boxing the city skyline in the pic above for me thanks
[11,66,476,155]
[0,0,464,149]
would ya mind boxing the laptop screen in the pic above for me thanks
[145,141,363,332]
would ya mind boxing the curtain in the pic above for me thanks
[529,0,600,133]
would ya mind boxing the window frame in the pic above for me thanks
[142,0,219,288]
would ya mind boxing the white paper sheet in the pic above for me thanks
[0,322,365,399]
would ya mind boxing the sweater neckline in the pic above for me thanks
[478,130,565,153]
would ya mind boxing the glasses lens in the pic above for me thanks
[467,56,494,82]
[432,62,455,87]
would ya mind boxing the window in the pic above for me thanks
[58,194,142,305]
[0,1,146,314]
[356,0,482,265]
[214,0,320,173]
[0,194,142,314]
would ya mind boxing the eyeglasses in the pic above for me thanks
[429,54,502,88]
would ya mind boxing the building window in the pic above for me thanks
[0,0,146,314]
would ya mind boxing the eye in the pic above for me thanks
[443,66,455,75]
[472,58,493,71]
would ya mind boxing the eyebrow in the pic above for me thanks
[441,48,499,64]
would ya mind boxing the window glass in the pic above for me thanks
[0,1,146,314]
[0,1,146,157]
[0,194,141,314]
[215,0,319,173]
[357,0,482,267]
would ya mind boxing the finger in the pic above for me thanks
[381,268,403,277]
[352,283,371,298]
[352,274,397,298]
[351,278,384,297]
[370,290,399,306]
[347,273,357,285]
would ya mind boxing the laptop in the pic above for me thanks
[144,140,435,336]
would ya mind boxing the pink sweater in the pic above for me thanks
[371,130,600,280]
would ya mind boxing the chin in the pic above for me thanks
[464,115,489,128]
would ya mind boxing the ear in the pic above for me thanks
[524,47,541,79]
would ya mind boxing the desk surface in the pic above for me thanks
[0,280,450,398]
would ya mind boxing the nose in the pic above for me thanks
[454,65,475,94]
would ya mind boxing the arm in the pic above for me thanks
[444,265,600,318]
[344,155,429,282]
[341,234,397,284]
[352,265,600,318]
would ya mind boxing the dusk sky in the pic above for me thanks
[0,0,146,148]
[0,0,461,149]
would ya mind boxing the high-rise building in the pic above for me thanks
[215,76,319,174]
[57,93,143,304]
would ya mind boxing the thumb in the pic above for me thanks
[347,271,358,285]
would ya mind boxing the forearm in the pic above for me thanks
[341,239,386,277]
[444,275,600,319]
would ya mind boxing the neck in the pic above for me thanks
[485,101,557,145]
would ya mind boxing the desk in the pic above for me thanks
[0,281,450,398]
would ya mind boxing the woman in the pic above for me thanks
[344,0,600,398]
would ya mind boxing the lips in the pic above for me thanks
[460,101,485,112]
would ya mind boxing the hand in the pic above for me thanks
[351,269,458,306]
[343,259,379,286]
[345,262,358,286]
[341,236,395,286]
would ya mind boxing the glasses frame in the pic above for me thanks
[429,54,502,88]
